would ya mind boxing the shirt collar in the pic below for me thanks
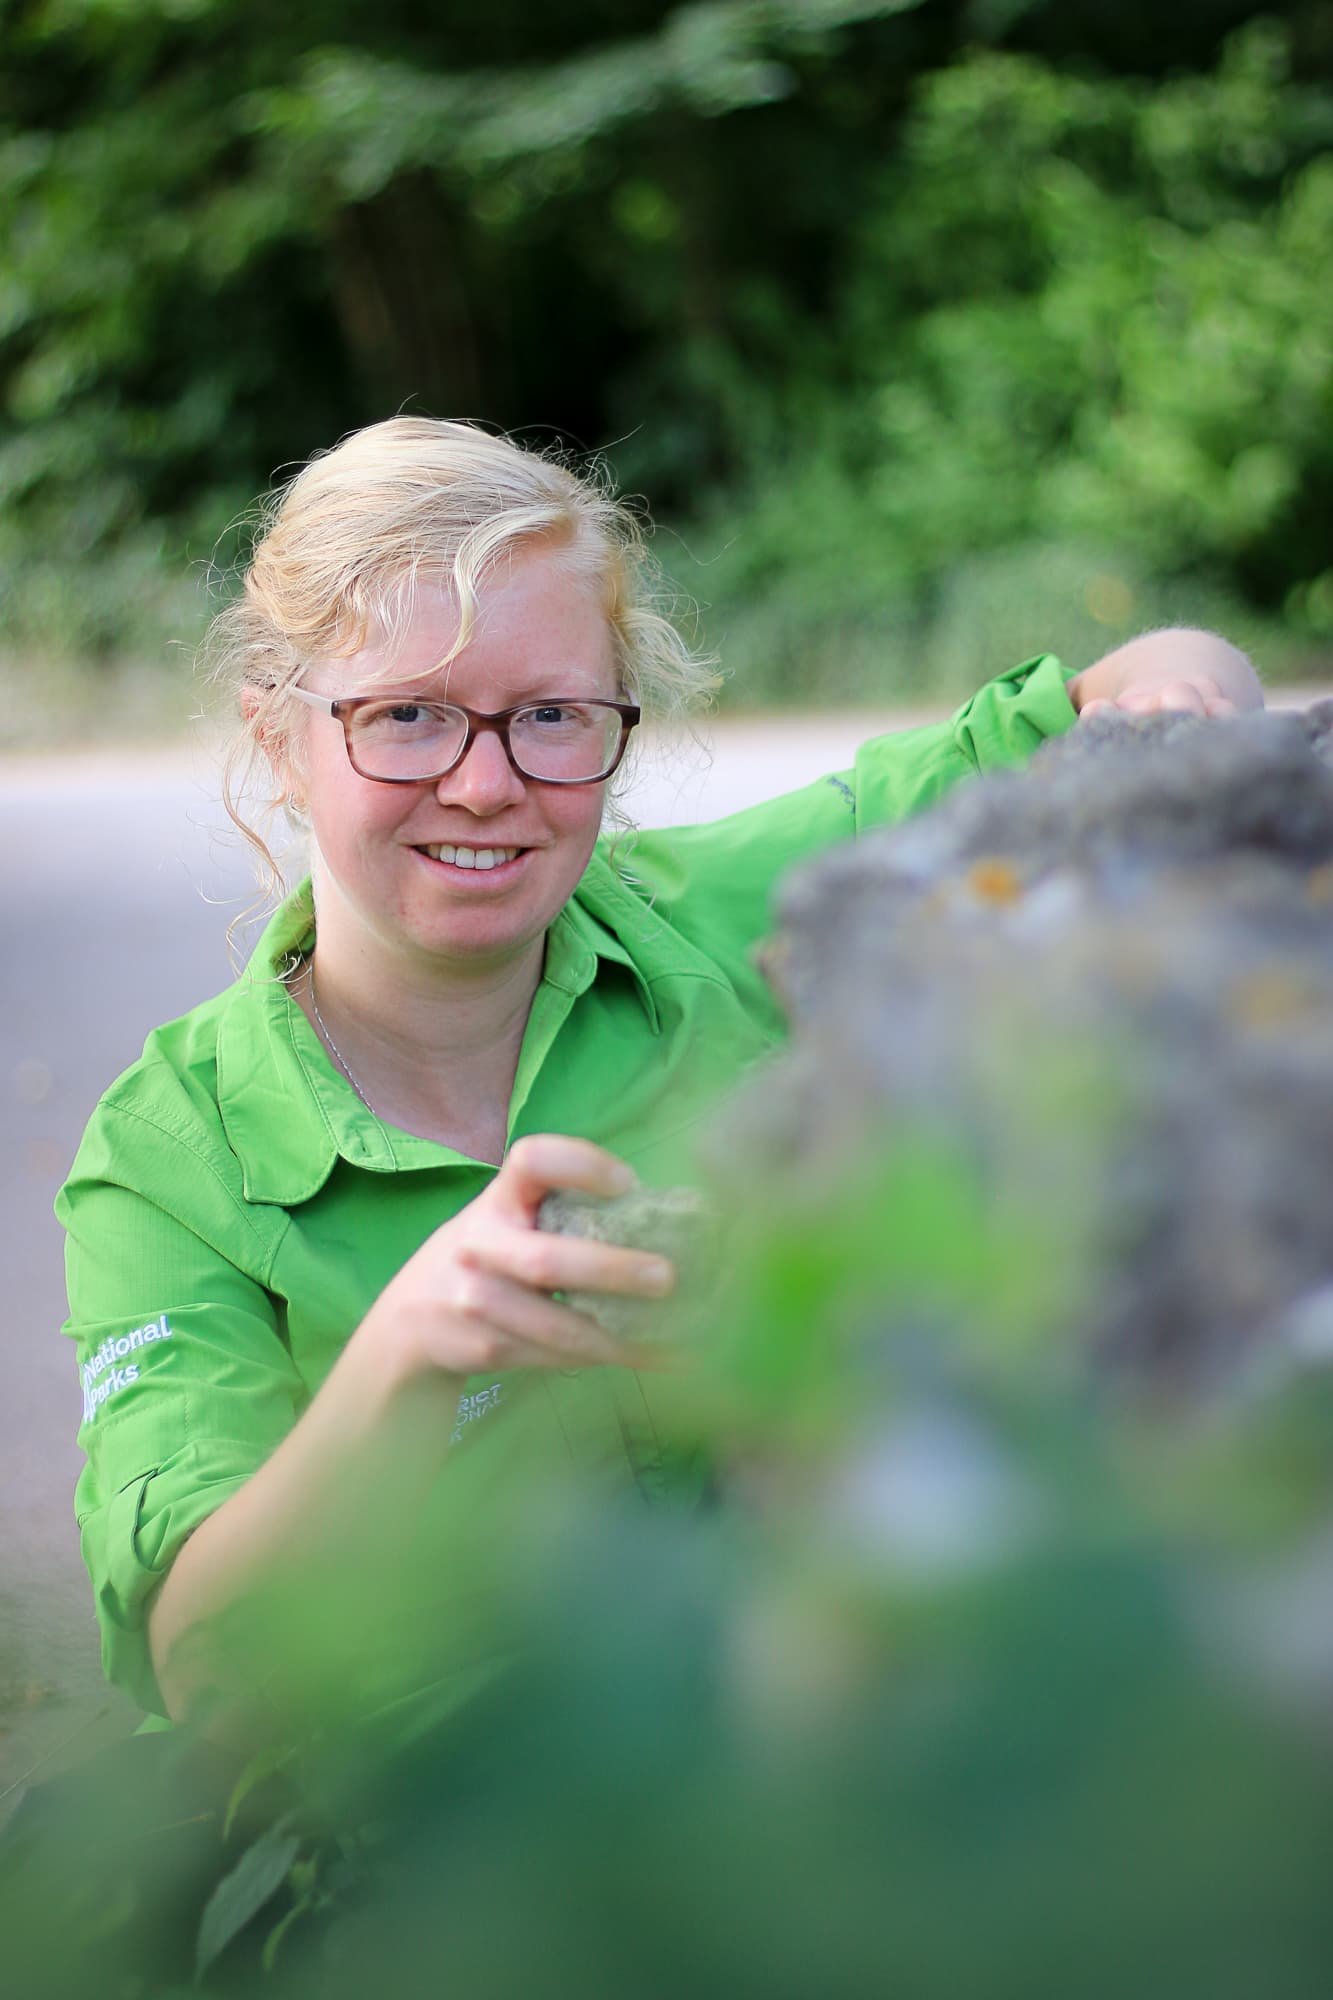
[215,868,662,1206]
[215,883,351,1205]
[550,881,661,1032]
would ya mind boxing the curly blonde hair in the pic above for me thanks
[202,417,719,906]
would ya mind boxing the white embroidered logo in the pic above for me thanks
[80,1316,174,1423]
[450,1381,503,1445]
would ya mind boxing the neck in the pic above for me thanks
[298,904,548,1163]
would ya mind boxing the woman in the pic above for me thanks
[58,418,1262,1732]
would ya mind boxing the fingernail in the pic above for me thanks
[640,1259,674,1292]
[608,1162,637,1195]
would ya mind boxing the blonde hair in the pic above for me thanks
[202,417,719,907]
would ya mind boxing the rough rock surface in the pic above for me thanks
[742,706,1333,1393]
[537,1185,721,1345]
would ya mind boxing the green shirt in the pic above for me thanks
[58,656,1076,1713]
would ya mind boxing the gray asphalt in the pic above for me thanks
[0,709,914,1814]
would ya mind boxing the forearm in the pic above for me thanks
[145,1134,666,1738]
[147,1314,461,1729]
[1067,628,1263,713]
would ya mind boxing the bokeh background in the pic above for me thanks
[2,0,1332,747]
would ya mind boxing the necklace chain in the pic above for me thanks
[301,959,514,1167]
[306,968,378,1116]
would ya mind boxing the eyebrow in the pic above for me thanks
[293,681,618,714]
[323,666,616,701]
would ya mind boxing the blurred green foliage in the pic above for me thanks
[11,700,1333,1979]
[1,0,1331,717]
[4,1110,1333,1993]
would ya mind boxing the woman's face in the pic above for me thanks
[289,547,620,979]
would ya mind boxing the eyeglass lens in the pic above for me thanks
[349,700,626,782]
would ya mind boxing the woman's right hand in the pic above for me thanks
[147,1136,672,1729]
[359,1134,676,1385]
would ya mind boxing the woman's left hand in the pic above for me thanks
[1067,627,1264,723]
[1075,673,1242,722]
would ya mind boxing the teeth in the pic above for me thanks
[426,844,519,871]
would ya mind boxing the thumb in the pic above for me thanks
[487,1133,637,1225]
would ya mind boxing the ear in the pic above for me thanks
[243,684,306,813]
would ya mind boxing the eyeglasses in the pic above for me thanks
[290,687,641,785]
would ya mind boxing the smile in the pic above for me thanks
[417,844,523,871]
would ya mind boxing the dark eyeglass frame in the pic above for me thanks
[290,686,641,785]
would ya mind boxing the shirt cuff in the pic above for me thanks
[83,1444,261,1716]
[948,653,1078,772]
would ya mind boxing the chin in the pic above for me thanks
[416,919,542,969]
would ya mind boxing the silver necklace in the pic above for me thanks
[304,960,513,1168]
[306,969,378,1116]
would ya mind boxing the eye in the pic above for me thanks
[360,701,441,731]
[353,701,461,752]
[528,704,578,726]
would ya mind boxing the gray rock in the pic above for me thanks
[736,712,1333,1396]
[537,1185,723,1345]
[769,711,1333,1029]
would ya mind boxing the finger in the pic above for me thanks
[442,1266,650,1372]
[489,1134,637,1222]
[1102,685,1164,714]
[465,1228,676,1302]
[1143,680,1209,717]
[1075,696,1117,722]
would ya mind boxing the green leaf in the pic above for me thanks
[222,1739,297,1844]
[193,1813,301,1984]
[259,1884,318,1973]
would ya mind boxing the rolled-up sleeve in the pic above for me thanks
[850,654,1077,831]
[59,1113,302,1714]
[594,655,1079,1005]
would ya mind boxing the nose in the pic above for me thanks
[435,723,527,813]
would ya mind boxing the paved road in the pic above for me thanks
[4,689,1326,1813]
[0,708,929,1812]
